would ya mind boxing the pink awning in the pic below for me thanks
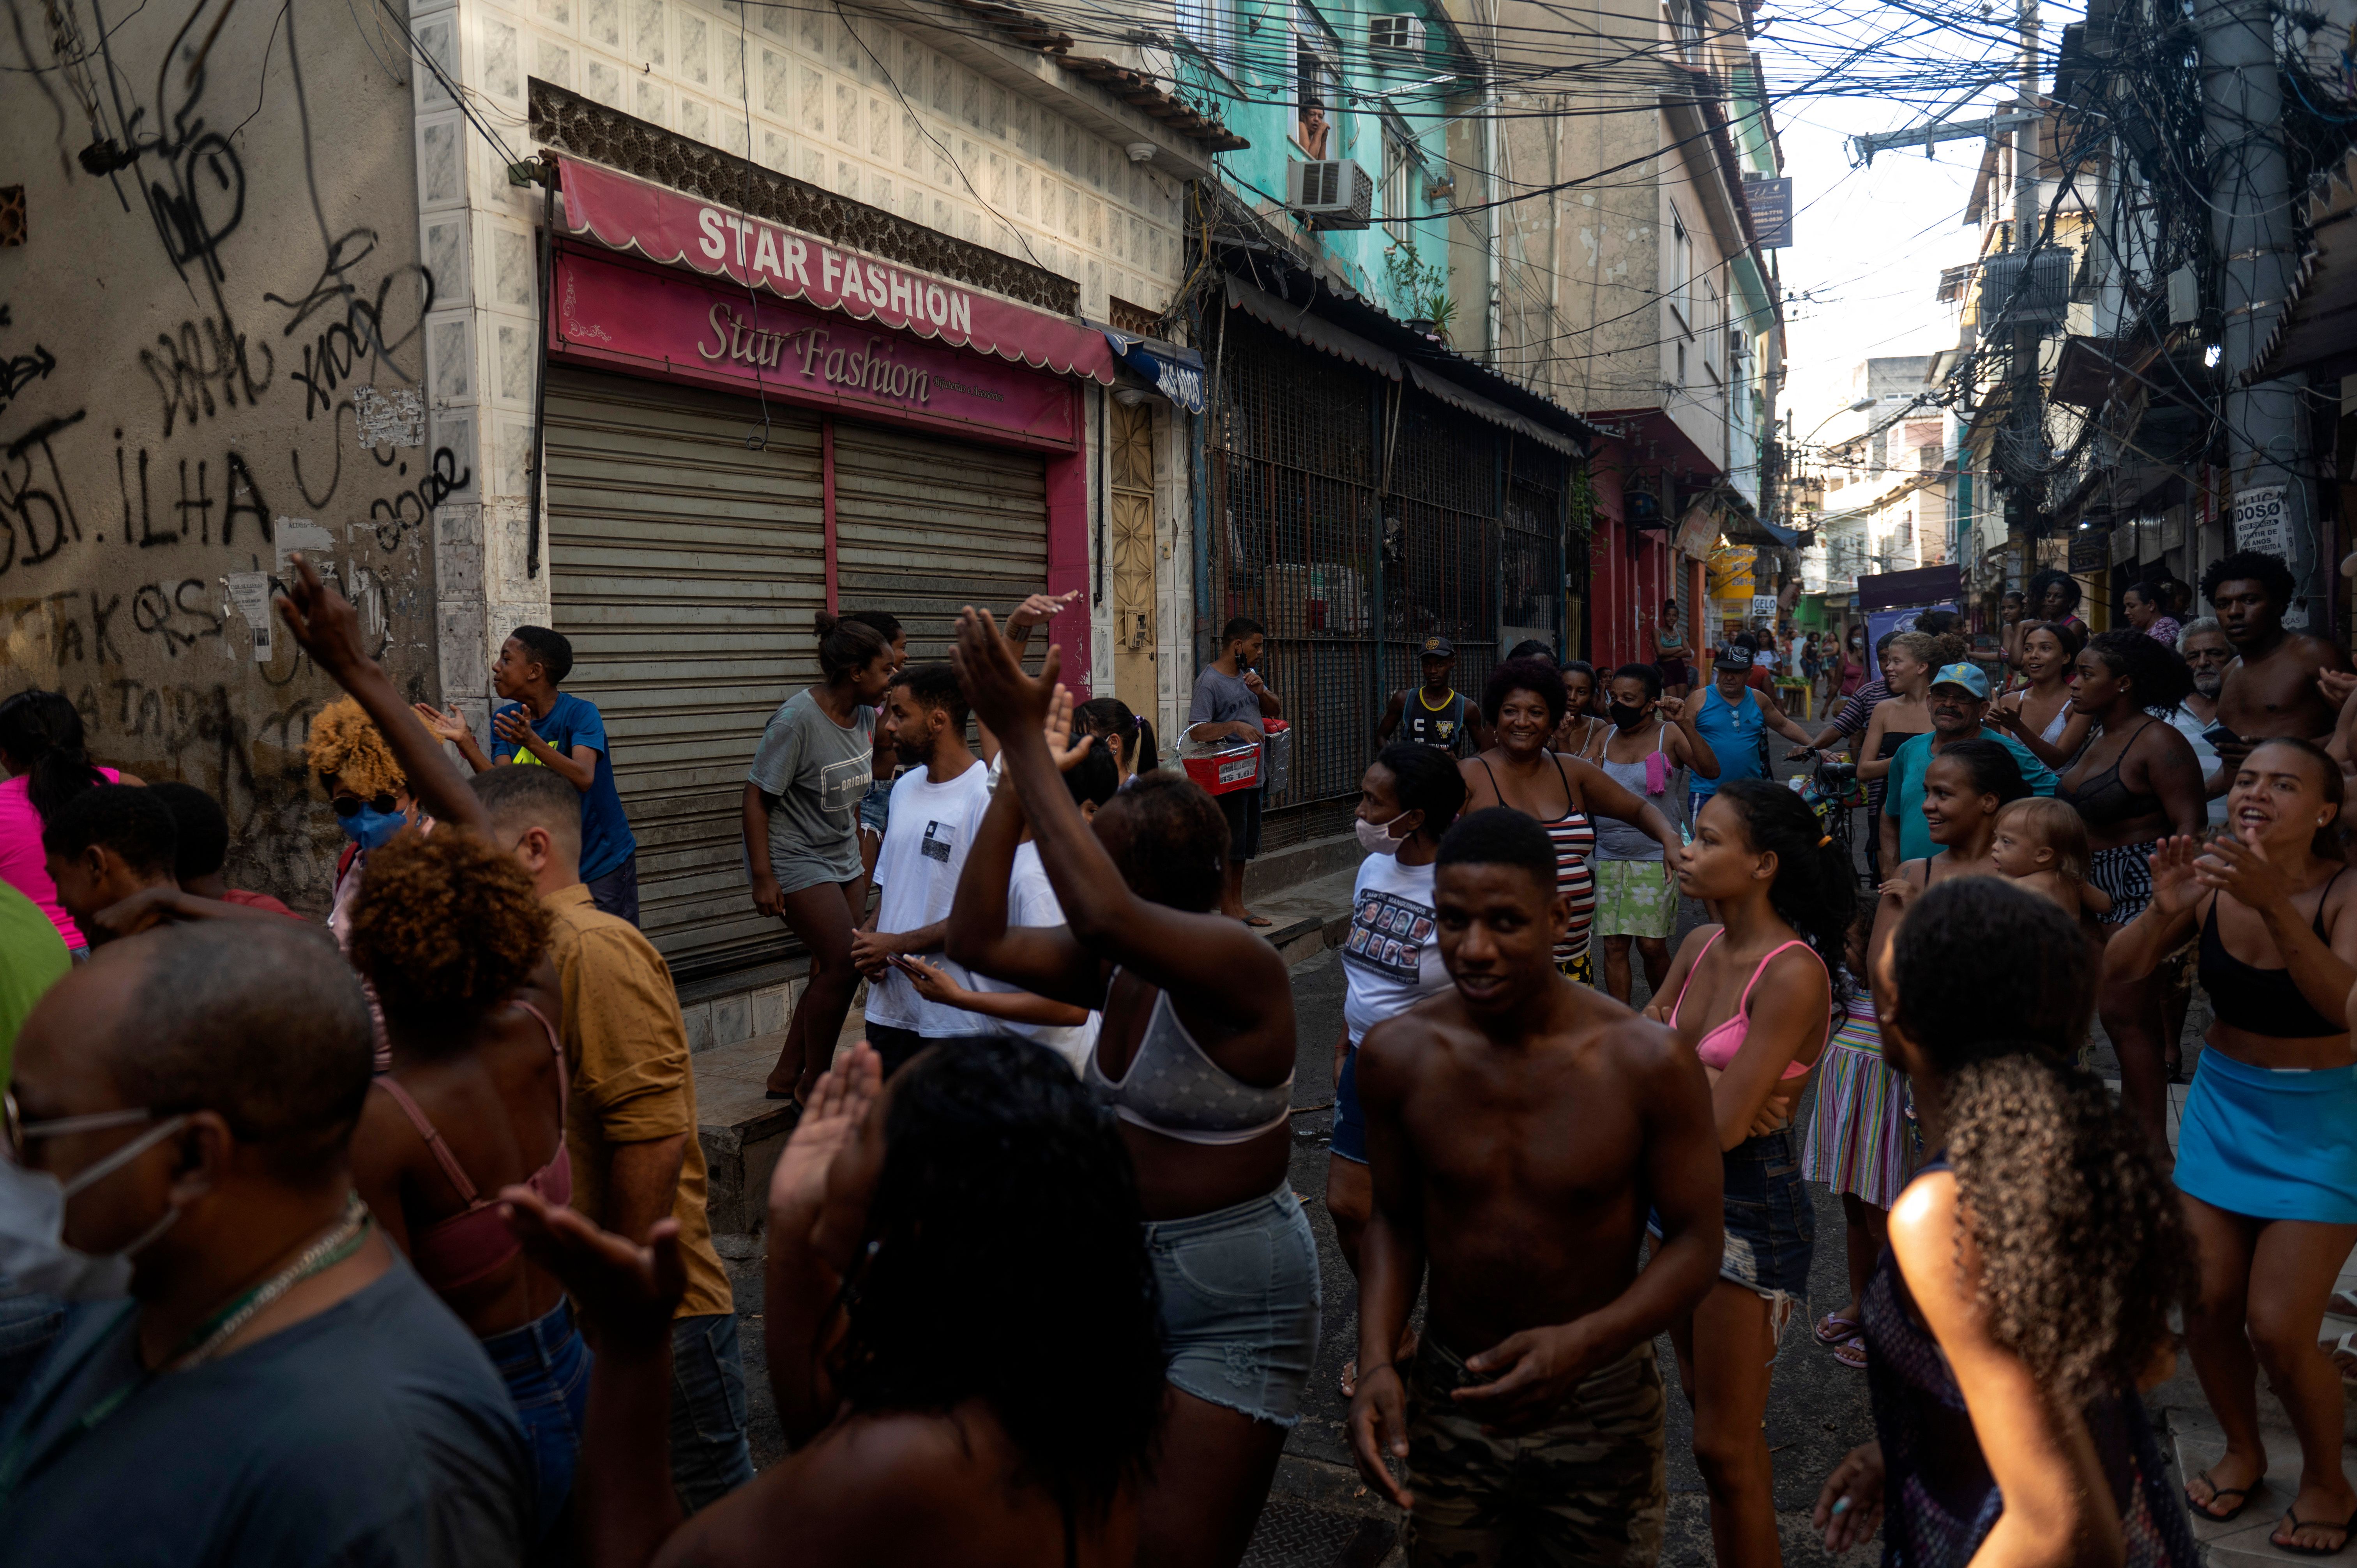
[557,157,1116,383]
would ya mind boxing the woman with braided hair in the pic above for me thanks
[1817,877,2199,1568]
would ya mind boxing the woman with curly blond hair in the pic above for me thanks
[1816,878,2199,1568]
[345,828,586,1547]
[304,695,434,946]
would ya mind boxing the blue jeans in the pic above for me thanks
[481,1299,593,1541]
[671,1312,756,1512]
[0,1290,64,1414]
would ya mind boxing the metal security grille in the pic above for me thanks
[1207,310,1572,849]
[544,367,826,979]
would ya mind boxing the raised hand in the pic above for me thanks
[413,702,470,743]
[503,1190,686,1350]
[951,605,1059,738]
[1007,589,1081,631]
[1044,683,1094,772]
[768,1043,882,1238]
[1656,695,1685,723]
[2146,835,2207,918]
[274,554,369,677]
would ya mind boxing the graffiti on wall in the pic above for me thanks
[2,0,449,905]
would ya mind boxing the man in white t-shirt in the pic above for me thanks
[851,663,994,1077]
[898,740,1122,1073]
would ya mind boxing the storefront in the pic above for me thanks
[541,159,1112,980]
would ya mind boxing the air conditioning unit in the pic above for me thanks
[1368,14,1425,54]
[1286,158,1374,229]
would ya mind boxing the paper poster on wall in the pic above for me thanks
[223,573,274,662]
[2234,485,2288,558]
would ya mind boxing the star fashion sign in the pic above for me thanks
[555,158,1118,383]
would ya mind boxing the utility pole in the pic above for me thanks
[2007,0,2043,548]
[2198,0,2313,621]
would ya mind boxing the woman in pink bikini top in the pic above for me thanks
[1645,776,1855,1568]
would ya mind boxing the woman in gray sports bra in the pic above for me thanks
[947,611,1317,1568]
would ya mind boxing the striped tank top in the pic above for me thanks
[1474,752,1597,963]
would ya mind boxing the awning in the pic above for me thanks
[1225,274,1401,378]
[1224,275,1580,454]
[1405,364,1581,457]
[1101,330,1206,414]
[557,157,1116,383]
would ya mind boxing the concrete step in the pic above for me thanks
[693,865,1362,1243]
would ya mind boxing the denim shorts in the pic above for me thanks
[1648,1128,1815,1332]
[1331,1045,1368,1164]
[1144,1184,1322,1426]
[1721,1127,1815,1302]
[481,1298,592,1541]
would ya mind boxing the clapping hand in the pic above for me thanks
[1044,683,1094,772]
[2145,835,2208,918]
[492,710,542,752]
[952,605,1058,739]
[413,703,470,744]
[2196,831,2300,913]
[1007,590,1081,632]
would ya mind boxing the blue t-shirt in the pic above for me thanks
[1882,729,2059,863]
[0,1255,531,1567]
[1689,683,1765,802]
[493,692,637,881]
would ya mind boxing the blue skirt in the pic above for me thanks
[2176,1049,2357,1224]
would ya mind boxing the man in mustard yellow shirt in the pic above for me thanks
[472,766,753,1510]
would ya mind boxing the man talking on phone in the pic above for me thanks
[849,662,994,1077]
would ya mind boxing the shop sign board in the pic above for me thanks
[550,249,1082,450]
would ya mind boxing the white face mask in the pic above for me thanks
[0,1112,189,1300]
[1355,811,1416,857]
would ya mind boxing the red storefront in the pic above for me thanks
[541,157,1117,977]
[1581,419,1723,676]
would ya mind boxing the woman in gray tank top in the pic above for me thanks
[1578,663,1721,1004]
[947,611,1318,1568]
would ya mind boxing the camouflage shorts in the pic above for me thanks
[1405,1338,1666,1568]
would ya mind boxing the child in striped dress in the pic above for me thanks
[1801,915,1917,1369]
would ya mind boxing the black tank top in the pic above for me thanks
[1403,689,1473,756]
[2198,869,2351,1039]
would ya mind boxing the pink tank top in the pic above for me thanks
[1668,930,1827,1080]
[0,769,121,949]
[372,1000,571,1293]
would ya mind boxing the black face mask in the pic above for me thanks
[1609,701,1649,730]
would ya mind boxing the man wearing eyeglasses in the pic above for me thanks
[0,920,531,1566]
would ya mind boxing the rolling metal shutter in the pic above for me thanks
[544,367,1051,983]
[829,419,1048,655]
[544,367,826,979]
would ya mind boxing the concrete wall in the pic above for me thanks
[3,0,438,908]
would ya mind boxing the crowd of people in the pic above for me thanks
[0,545,2353,1568]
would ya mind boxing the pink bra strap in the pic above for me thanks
[514,999,569,1108]
[1667,928,1725,1029]
[372,1076,484,1208]
[1735,940,1822,1018]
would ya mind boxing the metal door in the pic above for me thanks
[1108,398,1158,719]
[544,366,826,980]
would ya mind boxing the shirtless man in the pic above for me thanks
[1348,807,1723,1566]
[2207,549,2348,794]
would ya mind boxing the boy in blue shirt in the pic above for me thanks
[419,625,642,922]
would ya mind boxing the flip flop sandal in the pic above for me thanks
[1832,1336,1869,1370]
[1814,1312,1862,1347]
[2274,1507,2357,1556]
[2185,1472,2256,1523]
[2323,1328,2357,1381]
[2330,1289,2357,1319]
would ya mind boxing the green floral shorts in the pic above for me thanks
[1590,858,1677,940]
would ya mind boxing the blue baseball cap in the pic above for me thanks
[1930,662,1991,699]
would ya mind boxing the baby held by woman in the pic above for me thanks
[1990,797,2113,924]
